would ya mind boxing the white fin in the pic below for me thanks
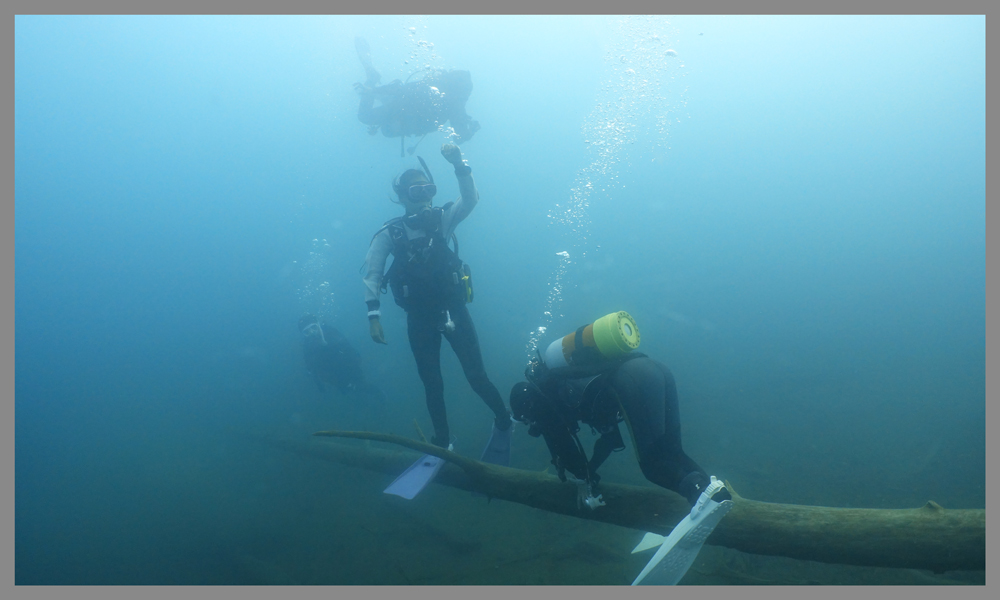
[631,532,666,554]
[632,494,734,585]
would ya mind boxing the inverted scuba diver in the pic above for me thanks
[354,37,480,157]
[511,311,729,508]
[511,311,735,584]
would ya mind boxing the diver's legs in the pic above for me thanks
[356,90,380,130]
[613,357,709,505]
[407,310,449,446]
[443,304,510,428]
[354,37,381,87]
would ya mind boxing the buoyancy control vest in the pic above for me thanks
[526,352,646,435]
[377,203,473,312]
[515,353,643,486]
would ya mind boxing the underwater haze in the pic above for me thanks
[15,15,985,585]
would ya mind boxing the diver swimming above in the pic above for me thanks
[353,37,481,154]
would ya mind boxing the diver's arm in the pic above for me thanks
[455,169,478,214]
[440,143,478,233]
[589,425,624,474]
[363,231,392,344]
[526,389,591,482]
[541,427,591,483]
[363,231,391,305]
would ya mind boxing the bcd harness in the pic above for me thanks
[370,202,473,313]
[524,352,645,488]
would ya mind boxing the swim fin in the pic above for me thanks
[354,37,381,87]
[383,444,452,500]
[631,477,733,586]
[479,419,513,467]
[631,532,666,554]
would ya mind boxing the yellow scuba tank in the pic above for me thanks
[542,311,641,370]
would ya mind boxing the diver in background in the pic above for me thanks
[354,37,481,151]
[299,314,386,406]
[362,143,510,450]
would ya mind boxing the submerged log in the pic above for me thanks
[258,430,984,573]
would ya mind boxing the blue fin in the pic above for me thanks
[479,421,512,467]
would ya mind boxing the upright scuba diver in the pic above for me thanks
[354,37,481,156]
[362,143,511,458]
[298,314,386,404]
[509,311,733,585]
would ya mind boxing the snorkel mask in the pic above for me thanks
[403,156,436,205]
[407,182,437,202]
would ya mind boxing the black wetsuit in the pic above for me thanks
[406,299,508,447]
[513,354,711,506]
[302,324,365,394]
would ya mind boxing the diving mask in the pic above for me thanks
[407,183,437,201]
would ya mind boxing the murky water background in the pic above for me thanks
[15,15,985,584]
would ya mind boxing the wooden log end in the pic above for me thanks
[724,479,742,499]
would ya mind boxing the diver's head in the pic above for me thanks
[509,382,542,424]
[298,314,324,340]
[393,169,437,214]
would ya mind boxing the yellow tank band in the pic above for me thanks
[592,311,641,357]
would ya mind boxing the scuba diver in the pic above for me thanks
[509,311,733,584]
[298,314,386,405]
[362,143,511,454]
[354,37,481,156]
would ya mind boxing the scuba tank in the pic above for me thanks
[543,311,641,370]
[520,310,641,423]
